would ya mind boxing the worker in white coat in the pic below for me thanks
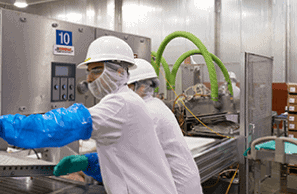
[128,58,204,194]
[223,71,240,123]
[54,36,178,194]
[228,71,240,100]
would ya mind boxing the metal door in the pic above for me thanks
[239,52,273,193]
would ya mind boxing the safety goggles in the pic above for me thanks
[86,67,103,76]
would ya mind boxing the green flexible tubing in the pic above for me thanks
[155,31,218,101]
[171,49,234,96]
[151,51,171,93]
[151,51,171,82]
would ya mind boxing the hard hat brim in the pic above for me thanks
[127,75,158,85]
[77,59,136,70]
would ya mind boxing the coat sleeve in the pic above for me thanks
[88,94,126,145]
[0,103,92,149]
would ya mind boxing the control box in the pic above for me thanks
[51,62,76,102]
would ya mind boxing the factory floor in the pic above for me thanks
[202,161,297,193]
[250,161,297,194]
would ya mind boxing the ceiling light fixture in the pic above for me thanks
[14,0,28,8]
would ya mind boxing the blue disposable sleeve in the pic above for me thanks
[0,103,92,149]
[83,152,102,183]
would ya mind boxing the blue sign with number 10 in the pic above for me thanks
[56,30,73,46]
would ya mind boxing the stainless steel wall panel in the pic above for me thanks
[42,1,65,21]
[122,0,139,35]
[64,0,86,25]
[158,0,187,64]
[272,0,286,82]
[1,9,96,115]
[220,0,274,82]
[85,0,96,27]
[185,0,215,63]
[122,0,214,65]
[85,0,111,29]
[220,0,241,63]
[241,0,273,57]
[288,0,297,83]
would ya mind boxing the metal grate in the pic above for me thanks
[0,152,55,177]
[246,53,273,142]
[0,177,85,194]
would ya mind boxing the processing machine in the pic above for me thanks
[152,31,273,193]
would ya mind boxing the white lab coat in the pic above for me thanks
[232,82,240,100]
[88,86,178,194]
[144,96,204,194]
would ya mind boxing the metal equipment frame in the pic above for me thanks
[239,52,274,194]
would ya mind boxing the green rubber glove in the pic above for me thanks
[53,155,89,176]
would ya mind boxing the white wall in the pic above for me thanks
[1,0,293,85]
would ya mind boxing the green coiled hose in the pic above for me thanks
[155,31,219,101]
[171,49,233,96]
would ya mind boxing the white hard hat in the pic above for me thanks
[127,58,157,84]
[77,36,136,69]
[228,71,237,82]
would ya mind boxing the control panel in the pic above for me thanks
[51,62,76,102]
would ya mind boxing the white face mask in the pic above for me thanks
[88,62,129,99]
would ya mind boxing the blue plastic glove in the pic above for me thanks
[83,152,102,182]
[53,155,89,176]
[0,103,92,149]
